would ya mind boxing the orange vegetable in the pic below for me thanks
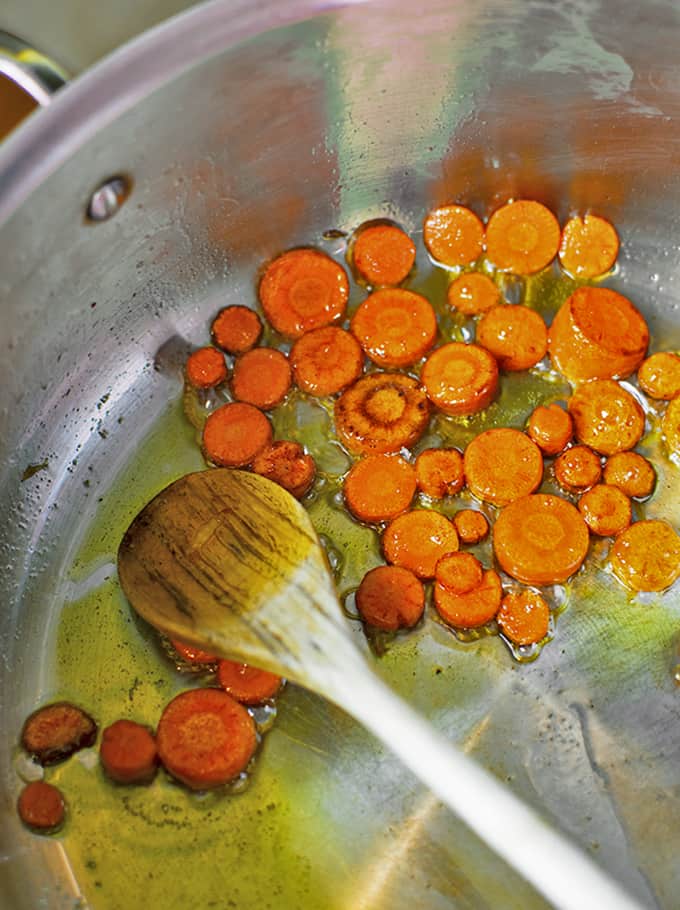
[610,520,680,592]
[423,204,484,267]
[217,660,281,705]
[527,403,573,455]
[662,396,680,458]
[554,445,602,493]
[252,440,316,499]
[568,379,645,456]
[290,326,363,396]
[355,565,425,630]
[414,447,464,499]
[453,509,490,544]
[578,484,632,537]
[603,451,656,500]
[476,304,548,371]
[170,639,219,665]
[21,702,97,766]
[211,305,263,354]
[485,200,560,274]
[435,551,483,594]
[421,342,499,416]
[17,781,66,832]
[382,509,459,579]
[156,688,257,790]
[259,248,349,338]
[558,214,619,279]
[231,347,292,410]
[434,569,502,629]
[350,289,437,367]
[202,402,272,467]
[100,720,158,784]
[447,272,500,316]
[637,351,680,400]
[463,428,543,506]
[351,223,416,286]
[493,493,590,585]
[497,590,550,646]
[343,454,416,523]
[185,346,228,389]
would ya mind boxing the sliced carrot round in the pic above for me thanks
[527,403,573,456]
[637,352,680,400]
[568,379,645,456]
[662,395,680,457]
[21,702,97,767]
[447,272,500,316]
[217,660,281,705]
[186,347,228,389]
[231,347,292,410]
[435,551,483,594]
[17,781,66,832]
[290,326,363,396]
[211,305,263,354]
[334,373,430,455]
[415,447,464,499]
[355,565,425,630]
[554,445,602,493]
[202,402,272,467]
[493,493,590,585]
[423,204,484,267]
[453,509,490,544]
[578,484,631,537]
[343,454,416,523]
[603,451,656,500]
[382,509,459,579]
[558,214,619,279]
[485,200,560,274]
[421,342,499,416]
[497,590,550,645]
[350,289,437,367]
[476,304,548,371]
[100,719,158,784]
[434,569,502,629]
[610,520,680,592]
[464,428,543,506]
[259,248,349,338]
[351,223,416,286]
[170,639,218,665]
[251,440,316,499]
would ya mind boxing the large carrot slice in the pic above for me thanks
[497,590,550,646]
[350,289,437,367]
[578,484,631,537]
[21,702,97,766]
[355,565,425,630]
[435,551,483,594]
[476,304,548,371]
[100,719,159,784]
[637,351,680,400]
[447,272,500,316]
[527,403,573,456]
[350,223,416,286]
[463,428,543,506]
[610,519,680,592]
[421,342,499,416]
[382,509,459,578]
[17,781,66,832]
[415,447,464,499]
[485,200,560,274]
[558,214,619,279]
[231,347,292,410]
[434,569,502,629]
[603,451,656,500]
[202,402,272,467]
[568,379,645,456]
[343,454,416,523]
[290,326,363,396]
[423,204,484,267]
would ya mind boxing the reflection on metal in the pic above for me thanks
[0,31,68,106]
[85,175,133,223]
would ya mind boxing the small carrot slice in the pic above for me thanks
[637,352,680,400]
[100,720,158,784]
[423,205,484,267]
[453,509,490,544]
[662,395,680,458]
[476,304,548,371]
[603,451,656,500]
[355,565,425,630]
[251,440,316,499]
[485,200,560,274]
[463,428,543,506]
[558,214,619,279]
[447,272,500,316]
[290,326,363,396]
[421,342,499,416]
[170,639,219,665]
[497,590,550,646]
[185,347,228,389]
[350,289,437,367]
[21,702,97,766]
[568,379,645,456]
[202,402,272,467]
[231,347,292,410]
[415,447,464,499]
[493,493,590,585]
[527,403,573,456]
[554,445,602,493]
[434,569,502,629]
[217,660,281,705]
[610,520,680,592]
[18,781,66,832]
[578,484,631,537]
[334,373,430,455]
[382,510,459,579]
[435,551,483,594]
[211,305,263,354]
[343,454,416,523]
[259,248,349,338]
[351,223,416,286]
[156,688,257,790]
[548,287,649,381]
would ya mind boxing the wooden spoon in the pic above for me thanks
[118,468,641,910]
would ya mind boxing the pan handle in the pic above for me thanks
[0,30,68,109]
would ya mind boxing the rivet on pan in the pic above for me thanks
[86,176,132,222]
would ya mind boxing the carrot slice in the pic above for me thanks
[415,447,464,499]
[435,551,483,594]
[476,304,548,371]
[423,205,484,267]
[497,590,550,646]
[290,326,363,396]
[548,287,649,381]
[334,373,430,455]
[637,352,680,400]
[211,305,263,354]
[485,200,560,274]
[434,569,502,629]
[603,451,656,500]
[662,395,680,458]
[568,379,645,456]
[217,660,281,705]
[100,720,159,784]
[558,214,619,279]
[527,403,573,456]
[17,781,66,832]
[578,484,631,537]
[447,272,500,316]
[202,402,272,467]
[421,342,499,416]
[610,519,680,592]
[170,639,219,665]
[554,445,602,493]
[343,454,416,523]
[453,509,490,544]
[21,702,97,766]
[355,565,425,630]
[259,248,349,338]
[185,347,228,389]
[350,289,437,367]
[350,223,416,286]
[231,347,292,410]
[493,493,590,585]
[382,510,459,579]
[463,428,543,506]
[251,440,316,499]
[156,688,257,790]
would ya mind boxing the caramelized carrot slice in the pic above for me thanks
[202,402,272,467]
[18,781,66,832]
[185,347,228,389]
[350,223,416,286]
[382,509,459,579]
[217,660,282,705]
[554,445,602,493]
[497,590,550,646]
[476,304,548,371]
[100,719,159,784]
[259,248,349,338]
[415,447,464,499]
[447,272,500,316]
[211,305,263,354]
[421,342,499,416]
[637,352,680,400]
[568,379,645,455]
[350,289,437,367]
[463,428,543,506]
[493,493,590,585]
[290,326,363,396]
[610,519,680,592]
[578,484,631,537]
[355,565,425,630]
[435,551,483,595]
[343,454,416,523]
[251,440,316,499]
[170,639,219,665]
[485,200,560,274]
[527,403,573,456]
[453,509,490,544]
[603,451,656,500]
[558,214,619,279]
[423,204,484,267]
[231,347,292,410]
[434,569,502,629]
[21,702,97,766]
[662,395,680,458]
